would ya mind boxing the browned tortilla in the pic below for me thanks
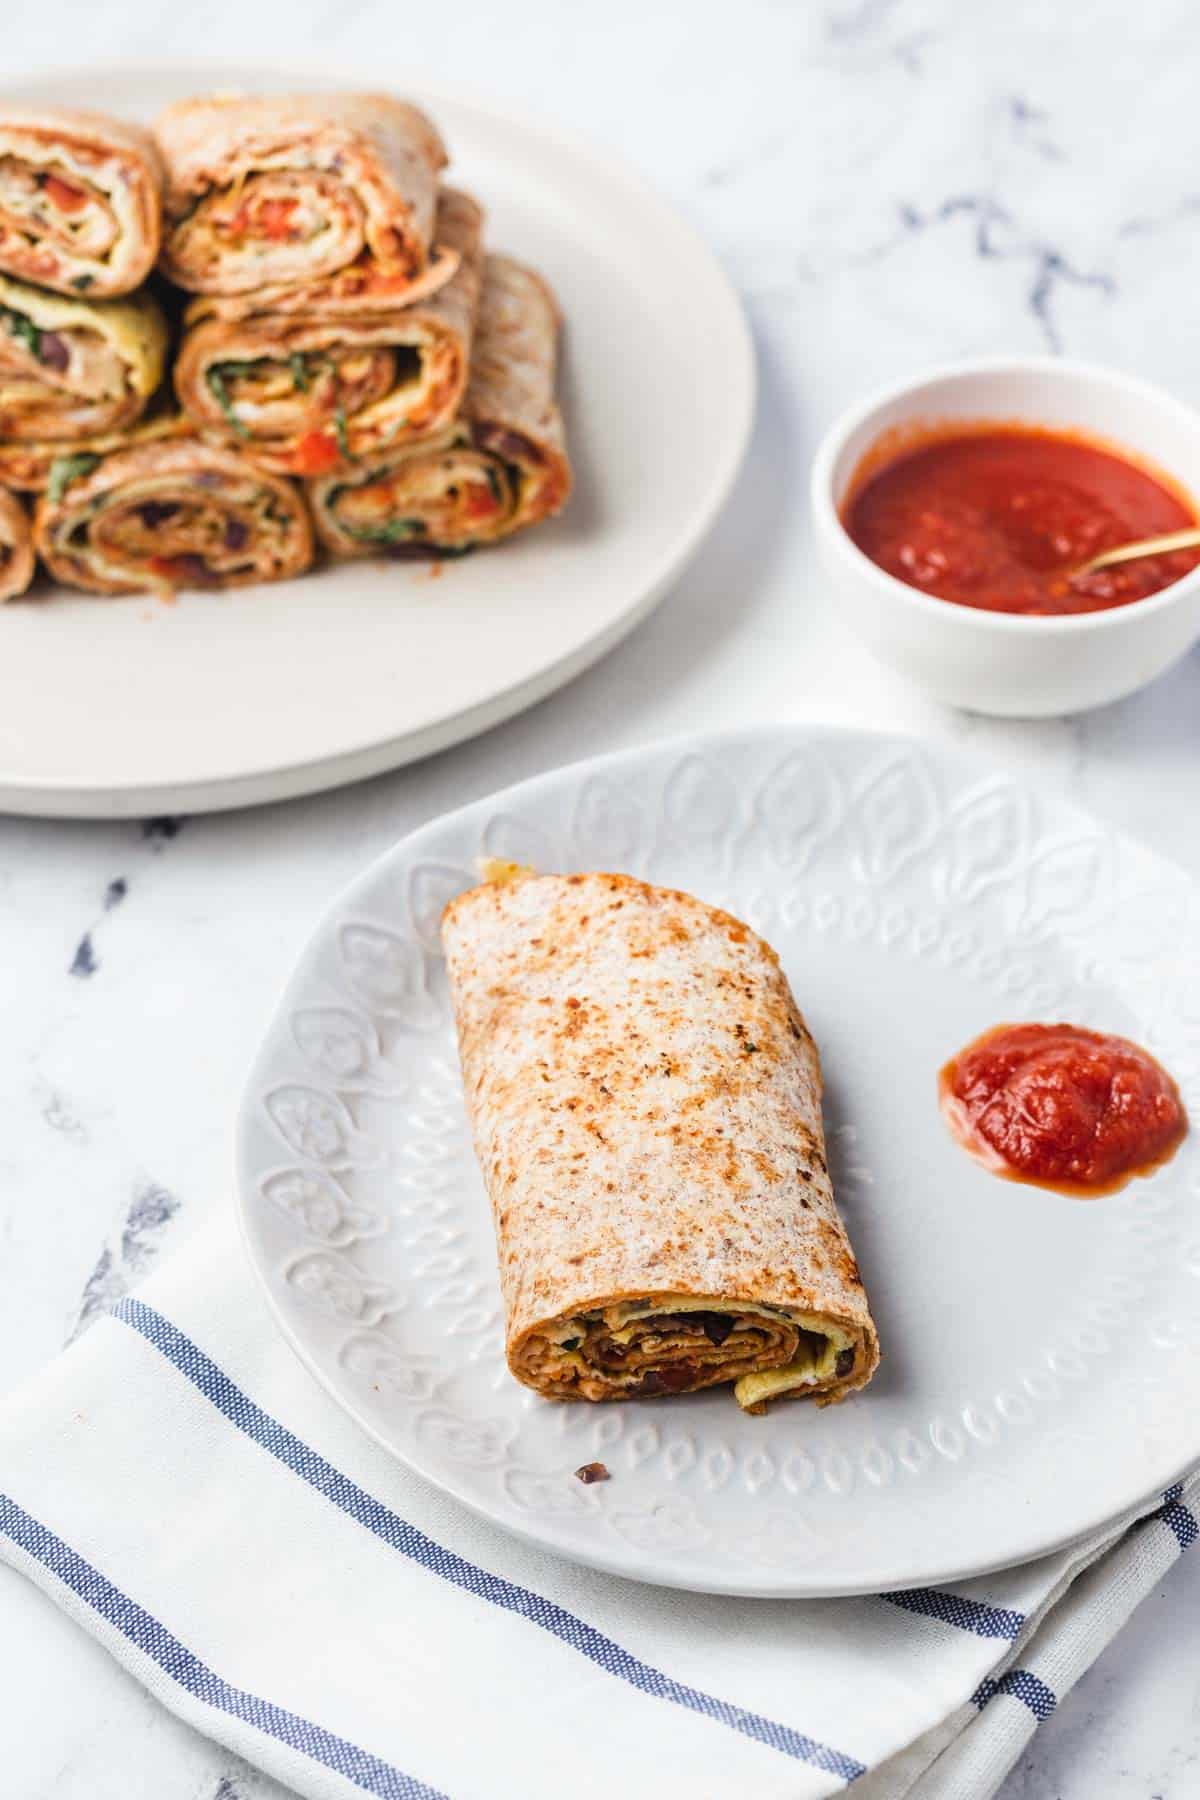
[309,251,570,554]
[155,92,449,298]
[0,405,192,495]
[0,487,34,602]
[34,435,314,596]
[441,871,879,1413]
[462,253,570,519]
[174,189,483,476]
[0,106,163,296]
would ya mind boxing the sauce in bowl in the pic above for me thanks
[939,1022,1188,1197]
[844,425,1200,615]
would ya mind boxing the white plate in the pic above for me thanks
[0,62,753,818]
[238,726,1200,1597]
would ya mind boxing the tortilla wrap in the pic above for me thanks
[0,403,192,495]
[441,871,880,1412]
[0,106,163,297]
[0,487,34,602]
[309,251,570,553]
[0,273,167,441]
[174,189,482,476]
[34,435,313,596]
[155,92,449,299]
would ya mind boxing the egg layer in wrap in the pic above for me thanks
[0,273,166,442]
[441,871,880,1413]
[0,106,163,297]
[155,92,451,300]
[309,251,570,553]
[174,189,483,477]
[34,434,314,596]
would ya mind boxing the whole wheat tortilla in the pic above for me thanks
[34,435,314,596]
[0,487,34,602]
[175,189,483,475]
[0,403,191,495]
[462,253,571,526]
[441,871,880,1413]
[0,106,163,297]
[155,92,448,296]
[309,250,570,554]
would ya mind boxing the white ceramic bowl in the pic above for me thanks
[811,358,1200,716]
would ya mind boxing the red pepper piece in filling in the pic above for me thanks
[466,485,500,520]
[290,430,341,477]
[43,173,87,215]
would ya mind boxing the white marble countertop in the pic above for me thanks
[3,2,1199,1794]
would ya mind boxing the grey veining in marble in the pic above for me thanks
[3,2,1199,1796]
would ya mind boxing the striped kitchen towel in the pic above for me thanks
[0,1218,1193,1800]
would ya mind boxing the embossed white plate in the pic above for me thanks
[238,727,1200,1595]
[0,60,752,818]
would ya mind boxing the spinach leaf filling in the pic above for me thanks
[47,452,101,504]
[0,306,41,359]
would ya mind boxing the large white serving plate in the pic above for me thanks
[0,62,753,817]
[238,727,1200,1596]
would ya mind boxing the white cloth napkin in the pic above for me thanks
[0,1218,1193,1800]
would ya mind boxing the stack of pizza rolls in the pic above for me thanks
[0,91,571,599]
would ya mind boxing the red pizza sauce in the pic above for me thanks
[939,1023,1187,1197]
[844,425,1200,615]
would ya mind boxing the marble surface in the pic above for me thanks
[3,2,1200,1794]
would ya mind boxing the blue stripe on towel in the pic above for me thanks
[1153,1484,1199,1553]
[113,1297,866,1785]
[0,1493,444,1800]
[884,1588,1024,1640]
[972,1669,1057,1721]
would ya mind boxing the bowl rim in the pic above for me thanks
[810,354,1200,636]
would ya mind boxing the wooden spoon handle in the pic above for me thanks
[1078,526,1200,577]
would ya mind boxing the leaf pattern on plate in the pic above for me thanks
[756,748,842,871]
[407,863,476,953]
[260,1167,384,1246]
[662,751,739,848]
[1010,835,1112,940]
[292,1006,385,1084]
[941,779,1030,904]
[339,1334,442,1402]
[480,813,560,878]
[338,922,440,1028]
[570,775,645,868]
[851,750,939,883]
[416,1407,516,1467]
[263,1085,373,1166]
[285,1250,397,1325]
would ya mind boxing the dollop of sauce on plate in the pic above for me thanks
[844,425,1200,615]
[939,1022,1187,1197]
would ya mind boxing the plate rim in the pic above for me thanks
[0,56,755,817]
[235,720,1200,1596]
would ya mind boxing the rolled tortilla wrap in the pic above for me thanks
[0,487,35,602]
[309,252,570,553]
[0,274,167,441]
[0,106,163,298]
[155,93,449,298]
[174,189,483,477]
[179,230,460,322]
[34,436,313,596]
[441,871,880,1412]
[0,403,191,495]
